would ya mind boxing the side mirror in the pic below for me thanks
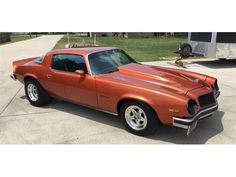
[75,70,85,76]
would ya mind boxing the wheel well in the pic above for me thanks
[23,76,50,98]
[24,76,37,83]
[24,76,43,88]
[117,98,158,117]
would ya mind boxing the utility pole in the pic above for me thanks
[67,32,70,45]
[94,34,96,46]
[65,32,71,48]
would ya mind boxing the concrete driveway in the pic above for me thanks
[0,38,235,144]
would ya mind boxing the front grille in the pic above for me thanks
[198,92,215,107]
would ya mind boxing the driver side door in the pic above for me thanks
[47,54,97,107]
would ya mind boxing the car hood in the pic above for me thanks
[100,63,207,94]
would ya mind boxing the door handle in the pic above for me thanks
[46,74,52,78]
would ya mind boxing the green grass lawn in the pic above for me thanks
[54,35,187,62]
[0,35,38,45]
[10,35,38,43]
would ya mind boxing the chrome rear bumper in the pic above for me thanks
[10,74,17,81]
[173,104,218,135]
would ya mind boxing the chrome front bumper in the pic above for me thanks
[215,91,220,98]
[173,104,218,135]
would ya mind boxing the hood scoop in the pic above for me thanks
[118,63,168,81]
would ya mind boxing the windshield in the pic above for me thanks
[88,49,137,75]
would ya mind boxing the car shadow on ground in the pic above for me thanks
[190,59,236,69]
[44,100,123,129]
[42,99,224,144]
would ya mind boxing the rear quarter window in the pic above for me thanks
[35,56,45,63]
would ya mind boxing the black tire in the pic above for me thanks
[120,101,159,136]
[24,78,51,107]
[180,43,192,58]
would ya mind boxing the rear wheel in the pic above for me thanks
[25,78,51,107]
[120,101,159,136]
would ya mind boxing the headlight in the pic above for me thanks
[187,99,198,115]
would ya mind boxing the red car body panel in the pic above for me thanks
[12,47,219,127]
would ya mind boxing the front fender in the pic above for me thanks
[118,91,191,125]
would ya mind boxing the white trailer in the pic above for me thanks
[187,32,236,59]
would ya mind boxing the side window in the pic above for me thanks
[64,54,88,73]
[190,32,212,42]
[51,54,88,74]
[216,33,236,43]
[51,55,67,71]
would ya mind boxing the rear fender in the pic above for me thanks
[23,73,39,84]
[12,57,38,73]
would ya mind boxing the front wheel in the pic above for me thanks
[25,79,51,107]
[120,101,159,136]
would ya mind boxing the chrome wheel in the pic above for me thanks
[27,83,39,102]
[125,105,148,131]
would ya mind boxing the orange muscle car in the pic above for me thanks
[11,47,220,136]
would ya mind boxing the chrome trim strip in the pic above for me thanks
[80,103,119,116]
[96,109,118,116]
[173,122,188,129]
[79,105,118,116]
[70,99,118,116]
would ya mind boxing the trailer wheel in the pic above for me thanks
[180,43,192,58]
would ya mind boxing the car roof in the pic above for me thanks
[48,46,118,56]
